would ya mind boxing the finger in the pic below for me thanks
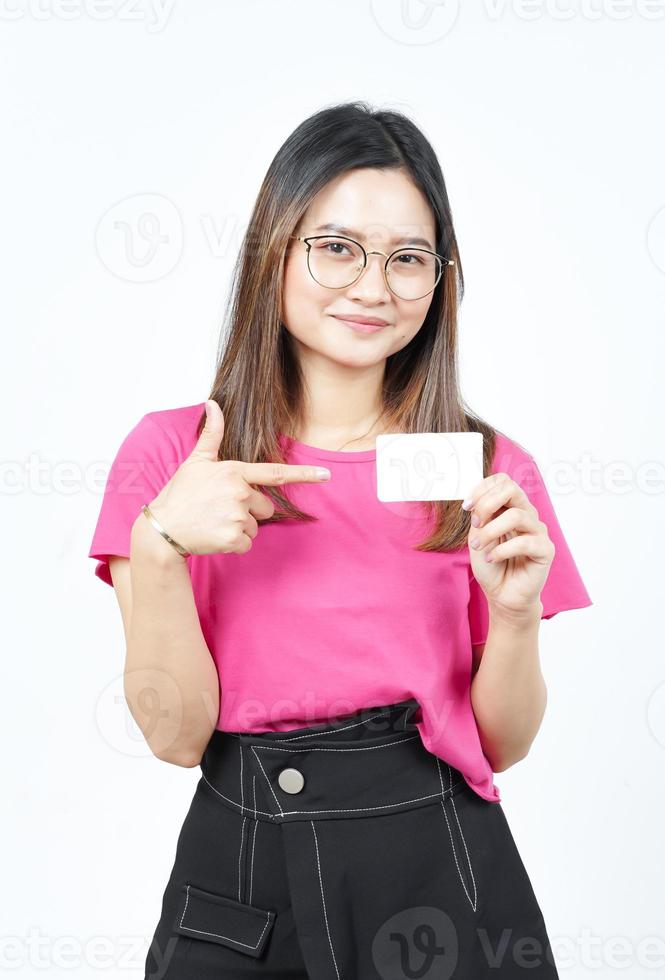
[247,486,276,521]
[466,473,533,528]
[191,399,225,461]
[241,512,260,540]
[486,533,555,565]
[222,510,259,548]
[233,460,332,486]
[461,474,495,509]
[468,507,541,552]
[234,531,254,555]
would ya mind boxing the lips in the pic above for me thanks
[332,314,389,326]
[331,314,390,334]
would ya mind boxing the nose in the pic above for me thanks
[345,250,392,303]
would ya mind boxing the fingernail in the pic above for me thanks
[461,498,473,510]
[471,513,481,527]
[316,468,331,480]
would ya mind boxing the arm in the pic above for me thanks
[108,513,220,767]
[469,601,547,773]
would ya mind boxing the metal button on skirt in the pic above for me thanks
[144,698,560,979]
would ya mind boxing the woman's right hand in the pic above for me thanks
[144,400,331,557]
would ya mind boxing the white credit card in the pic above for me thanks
[376,432,484,502]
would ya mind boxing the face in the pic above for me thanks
[281,167,438,369]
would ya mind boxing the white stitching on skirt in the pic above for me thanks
[238,741,246,900]
[279,708,395,740]
[252,735,419,754]
[282,791,461,816]
[435,756,446,799]
[201,769,465,819]
[251,747,285,817]
[201,771,277,818]
[179,883,271,949]
[436,759,478,912]
[238,815,247,901]
[239,741,245,815]
[439,801,477,911]
[447,763,478,911]
[249,776,258,905]
[310,821,341,980]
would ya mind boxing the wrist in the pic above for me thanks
[487,598,543,633]
[131,508,189,569]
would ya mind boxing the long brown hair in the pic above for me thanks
[198,100,500,552]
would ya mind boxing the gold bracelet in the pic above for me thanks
[140,503,191,558]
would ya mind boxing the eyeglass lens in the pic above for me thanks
[306,237,442,300]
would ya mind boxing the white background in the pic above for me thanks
[3,1,664,977]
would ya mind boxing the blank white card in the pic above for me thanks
[376,432,484,502]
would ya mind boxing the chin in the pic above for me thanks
[326,349,387,370]
[294,327,389,367]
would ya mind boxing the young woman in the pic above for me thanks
[89,102,592,979]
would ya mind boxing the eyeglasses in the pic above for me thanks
[288,234,455,301]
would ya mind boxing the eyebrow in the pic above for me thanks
[311,222,435,251]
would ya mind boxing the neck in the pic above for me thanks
[293,348,386,450]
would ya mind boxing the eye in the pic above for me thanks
[394,252,425,266]
[317,240,353,256]
[328,242,349,255]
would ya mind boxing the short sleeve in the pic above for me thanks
[468,444,593,645]
[88,413,182,586]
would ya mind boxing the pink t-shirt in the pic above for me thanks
[88,401,592,803]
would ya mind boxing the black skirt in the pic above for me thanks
[144,697,560,979]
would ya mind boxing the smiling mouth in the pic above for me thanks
[331,315,390,333]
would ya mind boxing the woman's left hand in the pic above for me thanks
[463,472,555,616]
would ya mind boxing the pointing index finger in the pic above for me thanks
[237,461,332,486]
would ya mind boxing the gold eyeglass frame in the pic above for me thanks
[288,234,455,301]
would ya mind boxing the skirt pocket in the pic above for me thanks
[440,791,480,914]
[173,882,276,959]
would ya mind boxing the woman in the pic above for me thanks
[89,101,592,979]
